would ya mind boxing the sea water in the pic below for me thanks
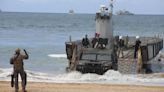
[0,12,164,86]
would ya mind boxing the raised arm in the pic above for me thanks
[23,49,29,59]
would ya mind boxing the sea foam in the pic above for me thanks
[0,68,164,86]
[48,54,67,58]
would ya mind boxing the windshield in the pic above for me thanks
[81,53,111,61]
[97,54,111,61]
[81,53,96,61]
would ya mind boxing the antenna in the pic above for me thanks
[109,0,114,14]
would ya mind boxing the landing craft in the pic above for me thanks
[69,10,74,14]
[65,0,163,74]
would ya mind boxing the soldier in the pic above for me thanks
[137,46,142,73]
[117,36,124,58]
[125,35,129,49]
[82,34,90,48]
[10,48,29,92]
[92,33,100,48]
[134,36,141,59]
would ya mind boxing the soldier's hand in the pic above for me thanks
[24,49,26,52]
[23,49,29,59]
[24,49,27,54]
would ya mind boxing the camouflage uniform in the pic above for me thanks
[117,39,124,58]
[10,48,28,92]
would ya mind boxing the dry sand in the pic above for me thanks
[0,81,164,92]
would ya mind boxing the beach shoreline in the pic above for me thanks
[0,81,164,92]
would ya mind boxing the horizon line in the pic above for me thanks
[1,11,164,15]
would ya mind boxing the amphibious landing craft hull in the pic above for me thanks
[65,1,163,74]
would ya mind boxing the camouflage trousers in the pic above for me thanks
[13,69,26,92]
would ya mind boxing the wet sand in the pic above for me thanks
[0,81,164,92]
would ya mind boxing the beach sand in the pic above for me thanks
[0,81,164,92]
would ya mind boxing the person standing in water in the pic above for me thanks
[10,48,29,92]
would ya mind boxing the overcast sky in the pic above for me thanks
[0,0,164,14]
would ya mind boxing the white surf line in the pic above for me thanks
[48,54,67,58]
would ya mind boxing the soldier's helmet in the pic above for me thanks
[119,36,122,39]
[136,36,140,39]
[15,48,20,54]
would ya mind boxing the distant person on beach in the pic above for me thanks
[10,48,29,92]
[82,34,90,48]
[117,36,124,58]
[134,36,141,59]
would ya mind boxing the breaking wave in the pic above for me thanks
[48,54,67,58]
[0,68,164,86]
[1,51,164,85]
